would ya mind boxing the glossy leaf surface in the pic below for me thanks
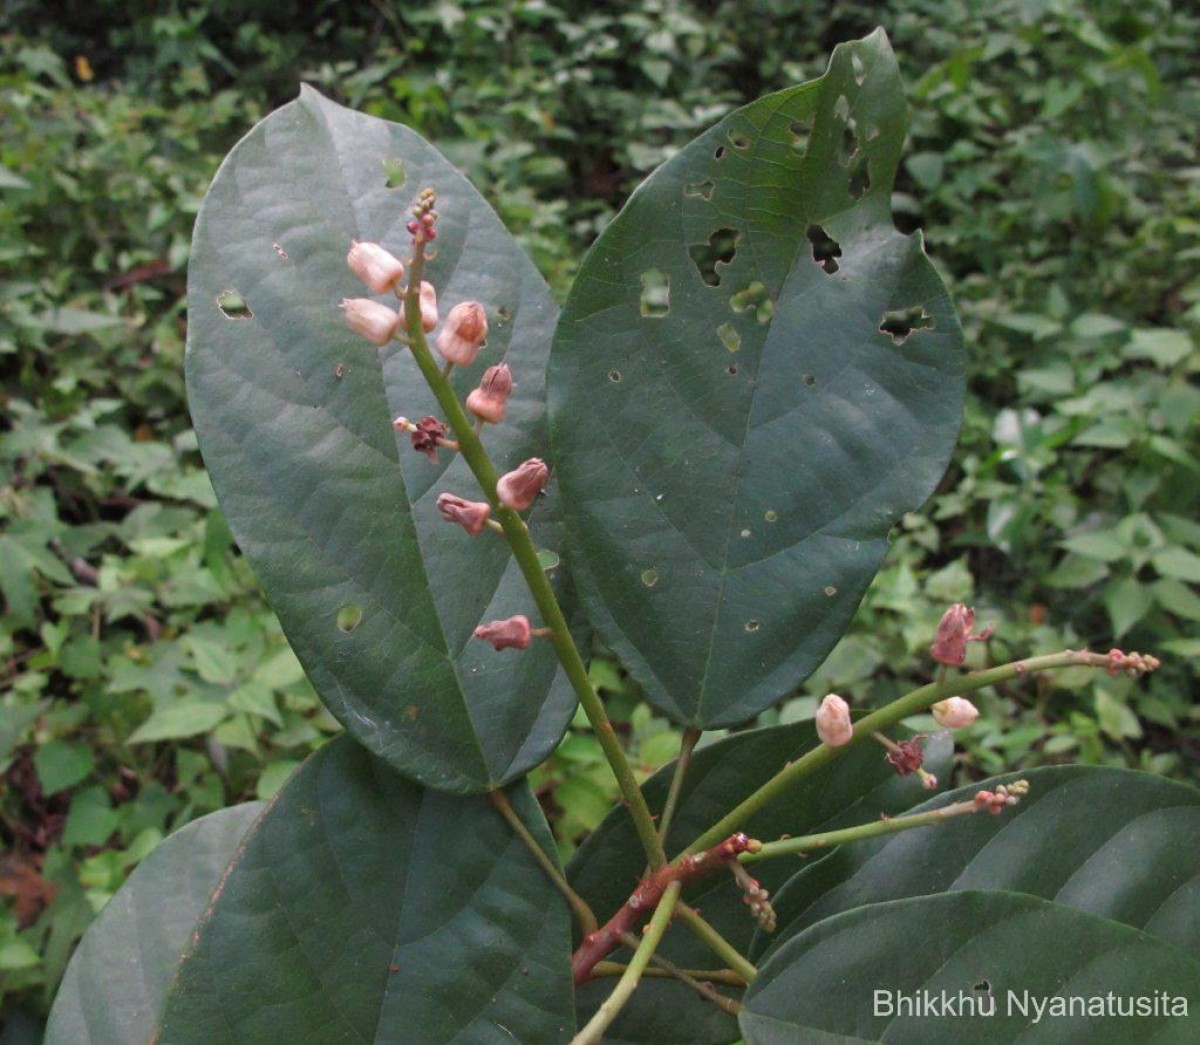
[188,87,573,792]
[549,30,965,726]
[45,803,265,1045]
[741,891,1199,1042]
[754,765,1200,963]
[568,722,952,1043]
[156,735,574,1042]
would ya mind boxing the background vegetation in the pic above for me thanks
[2,0,1197,1029]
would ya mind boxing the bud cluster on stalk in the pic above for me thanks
[341,191,555,657]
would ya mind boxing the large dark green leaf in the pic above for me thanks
[187,87,574,792]
[45,803,265,1045]
[754,766,1200,963]
[741,892,1200,1042]
[568,722,952,1043]
[156,735,574,1042]
[549,29,964,726]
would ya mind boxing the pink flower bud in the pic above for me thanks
[341,297,400,345]
[436,493,491,536]
[435,301,488,366]
[496,458,548,511]
[399,281,439,333]
[474,614,531,651]
[815,694,853,747]
[347,241,405,294]
[466,363,514,424]
[931,696,979,730]
[930,603,992,666]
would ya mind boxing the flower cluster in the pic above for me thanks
[1105,648,1161,677]
[731,862,776,934]
[342,192,555,655]
[973,779,1030,815]
[341,237,490,369]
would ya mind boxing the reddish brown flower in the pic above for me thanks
[410,416,449,462]
[885,737,925,777]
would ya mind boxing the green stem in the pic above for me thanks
[599,954,746,988]
[679,649,1121,858]
[489,789,598,935]
[675,905,758,984]
[742,797,983,863]
[657,727,701,846]
[611,938,743,1014]
[402,242,665,869]
[574,882,682,1045]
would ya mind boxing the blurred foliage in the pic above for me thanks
[1,0,1197,1022]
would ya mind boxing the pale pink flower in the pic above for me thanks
[399,281,439,333]
[435,301,488,366]
[466,363,514,424]
[436,493,491,536]
[931,696,979,730]
[341,297,400,345]
[815,694,853,747]
[496,458,548,511]
[474,614,531,651]
[930,603,993,665]
[347,241,405,294]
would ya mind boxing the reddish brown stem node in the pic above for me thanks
[571,833,758,985]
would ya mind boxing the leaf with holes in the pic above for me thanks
[155,735,575,1042]
[45,803,266,1045]
[549,29,964,725]
[567,722,953,1043]
[187,86,575,792]
[740,892,1200,1042]
[752,765,1200,964]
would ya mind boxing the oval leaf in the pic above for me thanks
[187,86,574,792]
[156,735,574,1042]
[741,892,1199,1042]
[45,803,265,1045]
[549,30,964,726]
[755,765,1200,963]
[568,722,952,1043]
